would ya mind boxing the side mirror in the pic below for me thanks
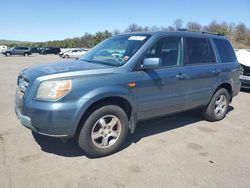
[142,58,162,70]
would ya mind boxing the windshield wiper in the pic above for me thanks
[80,59,120,67]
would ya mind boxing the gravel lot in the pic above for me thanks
[0,54,250,188]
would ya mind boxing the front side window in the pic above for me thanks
[146,37,182,67]
[185,37,213,64]
[80,35,150,66]
[213,39,236,63]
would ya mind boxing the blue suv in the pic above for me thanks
[15,32,241,157]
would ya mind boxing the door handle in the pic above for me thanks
[176,73,189,80]
[212,70,221,75]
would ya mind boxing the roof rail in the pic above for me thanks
[191,30,224,36]
[177,28,188,32]
[200,31,224,36]
[177,29,224,36]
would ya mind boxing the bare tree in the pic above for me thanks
[143,26,150,31]
[113,29,120,35]
[150,26,160,32]
[186,22,202,31]
[235,23,248,42]
[166,26,175,31]
[173,19,183,30]
[125,23,143,32]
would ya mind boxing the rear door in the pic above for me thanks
[183,37,219,108]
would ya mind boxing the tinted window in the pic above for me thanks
[19,47,27,50]
[185,37,212,64]
[146,37,182,67]
[213,39,236,63]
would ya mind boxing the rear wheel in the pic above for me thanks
[65,55,69,58]
[203,88,230,121]
[78,105,128,157]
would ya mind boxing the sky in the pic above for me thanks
[0,0,249,41]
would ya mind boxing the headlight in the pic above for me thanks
[36,80,72,100]
[240,65,245,75]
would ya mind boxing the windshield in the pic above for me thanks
[79,34,150,66]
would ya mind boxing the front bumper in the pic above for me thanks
[240,78,250,89]
[15,105,69,138]
[15,105,33,130]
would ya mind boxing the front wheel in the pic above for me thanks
[203,88,230,121]
[78,105,128,157]
[5,52,11,56]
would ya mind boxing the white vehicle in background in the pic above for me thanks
[0,45,7,52]
[235,49,250,89]
[62,49,87,59]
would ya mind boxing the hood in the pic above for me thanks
[236,50,250,67]
[21,60,114,82]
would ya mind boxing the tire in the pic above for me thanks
[203,88,230,121]
[24,53,29,57]
[65,55,69,58]
[5,52,11,56]
[78,105,128,157]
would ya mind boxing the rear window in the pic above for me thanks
[185,37,214,64]
[213,39,236,63]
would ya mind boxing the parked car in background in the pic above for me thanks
[59,50,67,57]
[235,49,250,89]
[62,49,87,58]
[0,45,7,52]
[15,31,240,157]
[31,47,39,53]
[2,47,32,56]
[39,47,61,55]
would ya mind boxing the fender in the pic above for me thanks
[68,85,138,136]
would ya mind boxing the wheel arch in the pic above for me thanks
[214,82,233,102]
[74,95,135,138]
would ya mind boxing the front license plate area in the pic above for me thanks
[240,75,250,80]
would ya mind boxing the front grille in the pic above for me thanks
[241,83,250,88]
[241,65,250,76]
[17,75,29,93]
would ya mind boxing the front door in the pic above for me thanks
[135,37,191,120]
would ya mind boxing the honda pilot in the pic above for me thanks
[15,31,241,157]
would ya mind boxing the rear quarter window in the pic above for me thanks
[213,39,236,63]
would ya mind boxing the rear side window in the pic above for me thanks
[185,37,214,64]
[213,39,236,63]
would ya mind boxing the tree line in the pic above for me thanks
[1,19,250,48]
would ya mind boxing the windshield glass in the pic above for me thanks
[79,34,150,66]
